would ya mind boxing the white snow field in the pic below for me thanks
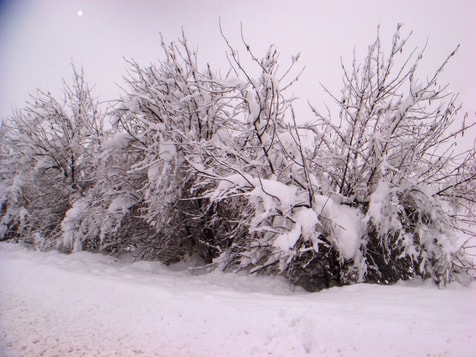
[0,243,474,357]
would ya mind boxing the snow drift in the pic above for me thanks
[0,243,475,357]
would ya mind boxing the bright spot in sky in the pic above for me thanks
[77,10,83,17]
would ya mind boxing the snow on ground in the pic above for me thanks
[0,242,474,357]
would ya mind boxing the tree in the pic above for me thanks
[308,24,475,285]
[203,26,320,278]
[114,32,242,262]
[0,67,105,250]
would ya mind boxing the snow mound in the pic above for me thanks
[315,195,364,260]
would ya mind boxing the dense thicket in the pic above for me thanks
[1,26,474,290]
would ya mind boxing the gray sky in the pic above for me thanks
[1,0,475,147]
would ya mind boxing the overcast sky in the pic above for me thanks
[1,0,475,146]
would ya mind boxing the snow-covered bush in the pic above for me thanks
[113,33,246,262]
[199,30,354,290]
[0,67,105,250]
[308,25,475,285]
[0,124,28,242]
[114,29,316,269]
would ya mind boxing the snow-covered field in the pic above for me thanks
[0,243,474,357]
